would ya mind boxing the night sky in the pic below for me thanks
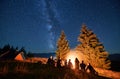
[0,0,120,54]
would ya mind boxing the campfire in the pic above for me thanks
[66,50,83,68]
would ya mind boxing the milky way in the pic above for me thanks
[0,0,120,53]
[41,0,61,51]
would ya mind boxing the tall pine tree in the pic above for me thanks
[56,31,70,60]
[76,24,111,69]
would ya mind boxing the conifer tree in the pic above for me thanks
[76,24,111,69]
[56,31,70,60]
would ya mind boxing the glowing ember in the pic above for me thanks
[66,50,83,69]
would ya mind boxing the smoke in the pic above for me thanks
[42,0,61,51]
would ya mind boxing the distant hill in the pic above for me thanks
[32,53,120,60]
[109,54,120,61]
[109,53,120,71]
[33,53,55,58]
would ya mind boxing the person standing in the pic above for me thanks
[68,59,73,69]
[57,57,61,68]
[80,60,86,71]
[75,58,79,70]
[64,59,67,67]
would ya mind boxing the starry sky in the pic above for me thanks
[0,0,120,54]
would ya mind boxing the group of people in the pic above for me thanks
[70,58,97,74]
[76,59,97,74]
[47,56,97,74]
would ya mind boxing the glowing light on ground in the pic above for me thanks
[66,50,83,69]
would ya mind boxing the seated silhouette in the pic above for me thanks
[86,63,98,75]
[47,56,55,67]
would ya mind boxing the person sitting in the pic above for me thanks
[47,56,54,67]
[86,63,98,75]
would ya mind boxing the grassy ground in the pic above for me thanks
[0,60,112,79]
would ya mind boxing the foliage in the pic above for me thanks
[0,44,27,59]
[19,47,27,57]
[0,44,10,54]
[56,31,70,60]
[76,24,111,69]
[27,52,34,57]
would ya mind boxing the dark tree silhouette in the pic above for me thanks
[27,52,34,57]
[19,47,27,57]
[2,44,10,52]
[0,44,27,60]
